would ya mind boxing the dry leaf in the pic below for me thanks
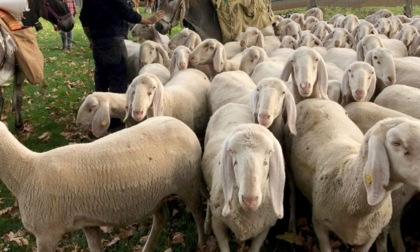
[105,236,120,247]
[38,131,51,141]
[139,235,148,244]
[172,232,184,244]
[276,232,304,246]
[164,248,172,252]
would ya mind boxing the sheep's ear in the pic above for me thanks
[346,32,356,48]
[280,58,293,82]
[124,84,135,123]
[213,43,226,73]
[156,44,170,66]
[151,75,164,116]
[409,32,420,56]
[257,47,268,64]
[314,36,322,46]
[366,71,377,101]
[325,24,333,33]
[357,41,365,61]
[92,102,110,138]
[351,27,358,42]
[316,58,329,100]
[364,50,373,65]
[185,33,201,50]
[284,91,297,135]
[340,69,351,106]
[321,32,333,45]
[221,139,235,217]
[269,138,286,219]
[363,131,390,206]
[169,55,177,78]
[250,89,260,123]
[256,31,265,48]
[395,30,403,41]
[235,32,245,42]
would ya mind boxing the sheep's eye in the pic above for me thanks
[351,74,354,78]
[371,72,374,75]
[256,88,260,92]
[282,91,286,94]
[404,150,409,155]
[315,58,319,62]
[392,141,401,146]
[263,161,268,166]
[88,108,92,113]
[254,31,258,35]
[377,61,381,65]
[147,92,152,96]
[233,161,237,166]
[152,87,156,90]
[373,56,378,60]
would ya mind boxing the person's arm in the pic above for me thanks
[139,10,165,24]
[112,0,165,24]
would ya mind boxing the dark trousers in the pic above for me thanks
[92,37,128,94]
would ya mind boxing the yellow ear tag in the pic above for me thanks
[101,121,107,127]
[365,174,372,184]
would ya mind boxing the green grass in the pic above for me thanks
[0,5,419,252]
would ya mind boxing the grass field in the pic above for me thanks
[0,5,419,252]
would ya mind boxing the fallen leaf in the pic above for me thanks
[276,232,304,246]
[172,232,184,244]
[38,131,51,141]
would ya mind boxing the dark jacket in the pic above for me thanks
[80,0,141,39]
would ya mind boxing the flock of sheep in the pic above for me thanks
[2,5,420,252]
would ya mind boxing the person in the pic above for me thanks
[79,0,164,131]
[60,0,77,51]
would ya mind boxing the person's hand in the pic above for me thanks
[150,10,165,24]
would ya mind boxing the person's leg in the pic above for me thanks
[92,39,112,92]
[107,38,128,94]
[67,31,73,50]
[60,31,67,49]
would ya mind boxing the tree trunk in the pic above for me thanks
[307,0,317,9]
[404,0,413,17]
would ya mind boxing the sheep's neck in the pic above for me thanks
[291,81,321,104]
[0,130,36,197]
[108,94,127,120]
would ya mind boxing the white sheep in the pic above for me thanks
[303,16,319,31]
[328,13,345,27]
[130,24,170,51]
[395,25,420,56]
[168,45,191,78]
[0,117,205,251]
[289,98,420,252]
[357,35,407,60]
[238,27,281,55]
[374,17,402,39]
[239,46,269,75]
[251,61,285,84]
[323,47,357,71]
[311,21,332,40]
[322,27,355,49]
[139,40,170,68]
[352,21,378,46]
[125,69,210,136]
[189,39,240,77]
[374,84,420,119]
[76,92,127,137]
[125,40,141,82]
[202,103,286,252]
[297,33,322,48]
[167,28,201,51]
[280,47,329,103]
[274,19,302,41]
[341,62,376,106]
[340,14,360,33]
[363,47,396,87]
[327,79,342,103]
[305,7,323,21]
[279,36,297,49]
[365,9,394,24]
[290,13,305,29]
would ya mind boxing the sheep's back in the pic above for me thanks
[374,84,420,119]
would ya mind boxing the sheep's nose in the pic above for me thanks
[381,28,385,33]
[179,62,187,69]
[240,40,246,47]
[242,195,258,210]
[403,39,408,45]
[133,110,144,119]
[355,90,365,99]
[258,113,272,126]
[300,82,311,94]
[388,76,395,84]
[334,40,340,47]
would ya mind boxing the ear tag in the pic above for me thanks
[101,121,107,127]
[365,174,372,184]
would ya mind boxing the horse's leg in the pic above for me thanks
[13,66,25,129]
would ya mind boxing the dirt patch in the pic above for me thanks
[272,0,420,10]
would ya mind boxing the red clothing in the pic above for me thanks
[65,0,77,15]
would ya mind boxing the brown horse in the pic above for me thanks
[0,0,74,128]
[154,0,222,41]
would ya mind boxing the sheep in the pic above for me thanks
[357,35,407,60]
[328,13,345,27]
[207,71,255,114]
[322,27,355,49]
[374,84,420,119]
[363,47,396,87]
[311,21,332,40]
[395,25,420,56]
[138,63,170,84]
[374,17,402,39]
[341,62,376,106]
[167,28,201,51]
[125,40,141,82]
[303,16,319,31]
[189,39,240,77]
[279,35,297,49]
[305,7,323,21]
[168,45,191,78]
[344,102,415,134]
[139,40,170,68]
[76,92,127,137]
[340,14,360,33]
[280,47,329,103]
[397,14,412,24]
[365,9,394,24]
[289,98,420,252]
[344,101,418,252]
[410,18,420,33]
[325,61,344,82]
[327,79,342,103]
[290,13,305,29]
[269,47,295,62]
[239,46,269,75]
[0,117,205,251]
[297,33,322,48]
[125,69,210,136]
[379,37,408,58]
[130,24,170,51]
[352,21,378,46]
[274,19,302,41]
[374,57,420,89]
[251,61,285,84]
[323,47,357,71]
[202,103,286,252]
[239,27,281,55]
[223,41,245,60]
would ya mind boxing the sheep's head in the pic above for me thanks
[168,28,201,51]
[250,78,297,135]
[304,16,319,31]
[364,48,396,86]
[239,27,264,48]
[341,14,359,33]
[239,46,267,75]
[357,35,383,60]
[189,39,226,72]
[76,93,110,137]
[280,35,297,49]
[298,34,322,48]
[305,7,323,21]
[353,21,377,45]
[341,62,376,104]
[374,18,391,35]
[396,25,418,46]
[323,28,354,48]
[363,118,420,206]
[280,47,329,99]
[131,24,153,39]
[290,13,305,28]
[170,46,191,76]
[126,73,163,122]
[221,124,285,219]
[139,41,170,67]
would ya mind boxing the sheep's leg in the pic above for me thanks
[287,168,297,233]
[375,226,389,252]
[313,220,331,252]
[13,67,25,129]
[142,203,169,252]
[35,233,62,252]
[354,236,376,252]
[248,227,269,252]
[83,226,102,252]
[212,217,230,252]
[204,201,212,235]
[389,220,406,252]
[180,187,206,248]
